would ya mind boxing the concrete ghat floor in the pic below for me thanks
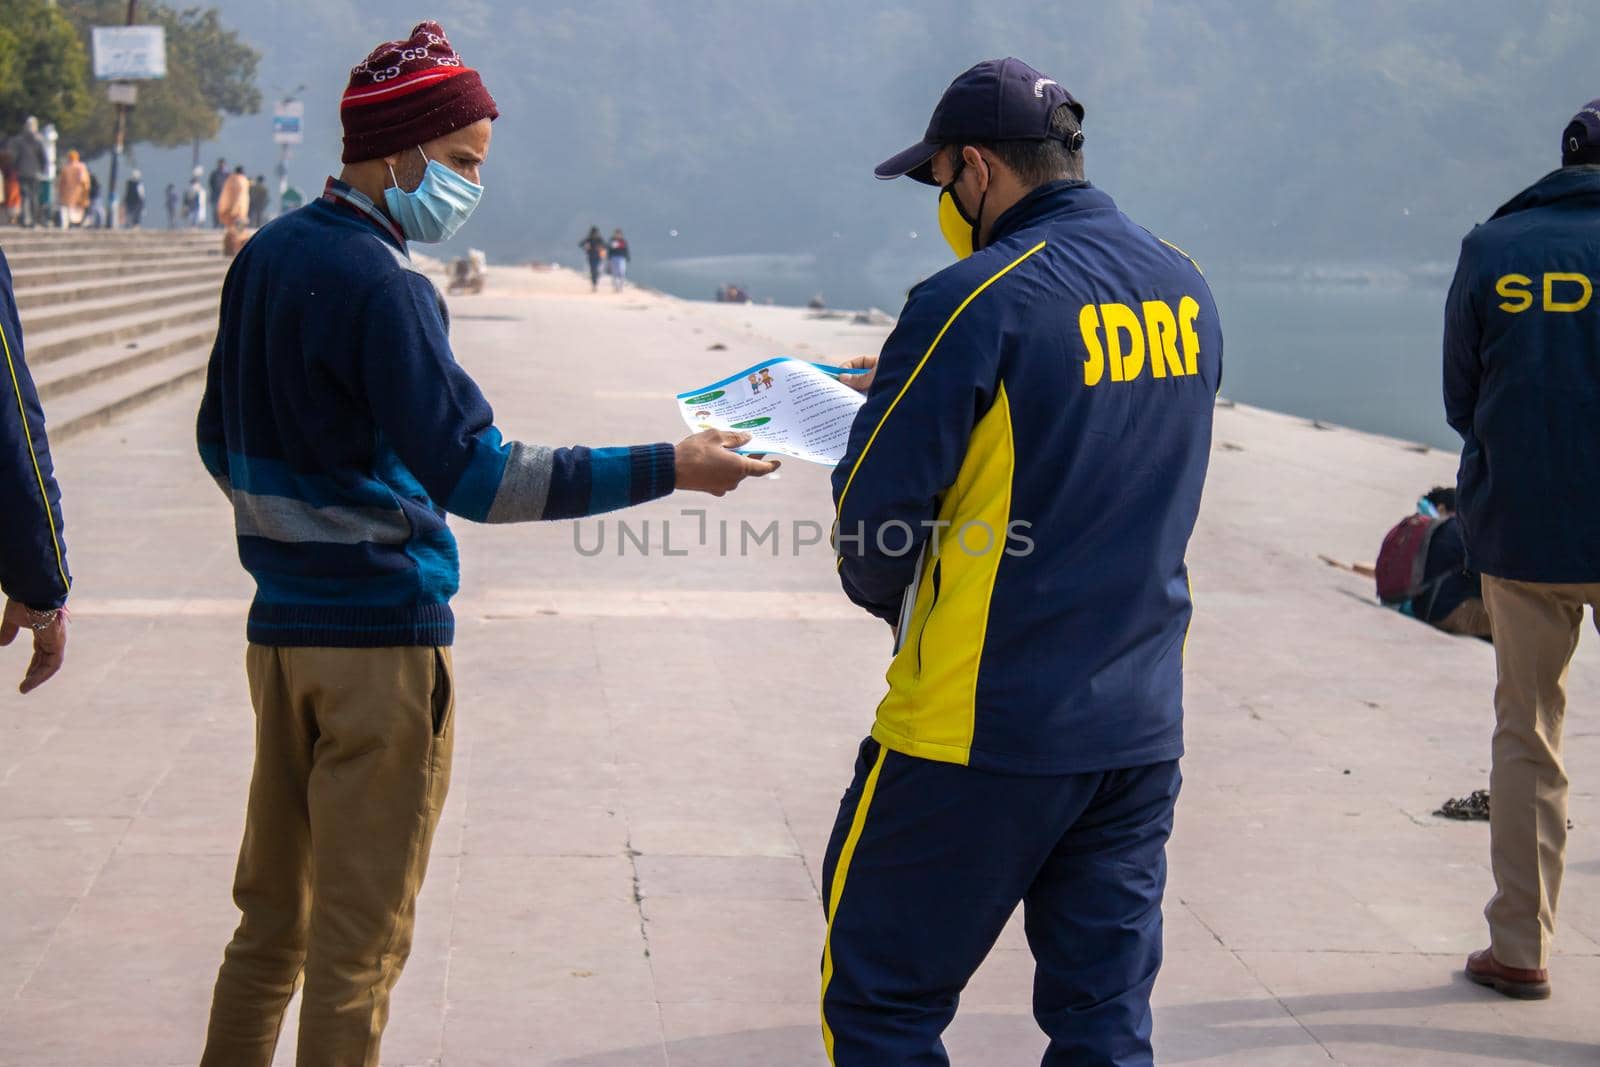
[1,266,1596,1066]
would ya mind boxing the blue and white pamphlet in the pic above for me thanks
[675,357,867,466]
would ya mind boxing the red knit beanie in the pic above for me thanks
[340,21,499,164]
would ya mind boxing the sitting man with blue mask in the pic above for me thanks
[194,22,777,1067]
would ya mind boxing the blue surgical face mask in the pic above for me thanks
[384,147,483,243]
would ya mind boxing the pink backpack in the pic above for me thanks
[1375,514,1444,605]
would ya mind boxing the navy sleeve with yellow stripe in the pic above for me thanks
[830,256,1021,620]
[0,248,71,610]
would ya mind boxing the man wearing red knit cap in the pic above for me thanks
[196,22,774,1067]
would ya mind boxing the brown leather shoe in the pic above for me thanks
[1466,948,1551,999]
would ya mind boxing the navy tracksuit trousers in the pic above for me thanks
[820,738,1181,1067]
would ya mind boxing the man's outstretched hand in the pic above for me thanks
[674,429,781,496]
[0,599,68,695]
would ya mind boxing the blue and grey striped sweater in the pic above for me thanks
[196,179,675,647]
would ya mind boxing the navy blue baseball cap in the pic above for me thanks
[875,57,1085,185]
[1562,98,1600,166]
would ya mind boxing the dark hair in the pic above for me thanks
[1423,486,1457,512]
[957,103,1084,186]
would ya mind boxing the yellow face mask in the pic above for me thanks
[937,156,987,260]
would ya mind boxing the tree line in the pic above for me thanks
[0,0,259,158]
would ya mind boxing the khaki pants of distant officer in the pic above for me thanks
[1480,576,1600,970]
[200,646,455,1067]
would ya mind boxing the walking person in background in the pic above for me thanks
[0,245,71,694]
[248,174,269,228]
[8,118,47,228]
[124,169,146,228]
[822,59,1220,1065]
[1,148,19,225]
[55,150,89,228]
[194,22,776,1067]
[1444,98,1600,1002]
[39,122,57,223]
[208,157,228,227]
[217,165,250,229]
[185,167,207,228]
[607,228,630,291]
[579,225,606,291]
[165,182,179,228]
[85,169,104,229]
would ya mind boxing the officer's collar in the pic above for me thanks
[1490,165,1600,222]
[987,179,1113,245]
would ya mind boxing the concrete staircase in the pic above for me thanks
[4,228,226,441]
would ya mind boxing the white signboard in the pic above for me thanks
[92,26,168,81]
[106,82,139,106]
[273,100,304,145]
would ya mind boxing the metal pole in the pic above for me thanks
[104,0,138,230]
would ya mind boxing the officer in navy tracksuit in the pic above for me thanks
[1445,100,1600,1001]
[821,59,1221,1066]
[0,247,71,693]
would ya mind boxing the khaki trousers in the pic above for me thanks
[1480,576,1600,969]
[200,646,455,1067]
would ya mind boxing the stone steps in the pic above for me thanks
[33,321,215,403]
[44,347,211,441]
[5,231,224,439]
[10,255,225,297]
[21,280,222,335]
[2,240,218,271]
[24,296,217,366]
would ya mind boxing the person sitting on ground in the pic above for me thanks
[1372,486,1491,639]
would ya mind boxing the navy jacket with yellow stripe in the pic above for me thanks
[832,179,1221,776]
[0,247,70,611]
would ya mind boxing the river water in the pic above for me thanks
[641,254,1462,455]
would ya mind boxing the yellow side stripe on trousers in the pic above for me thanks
[1182,570,1195,660]
[820,743,889,1063]
[0,318,69,596]
[832,240,1047,569]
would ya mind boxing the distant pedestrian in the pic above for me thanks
[124,169,146,228]
[1444,97,1600,1002]
[248,174,269,227]
[39,123,56,221]
[0,245,71,693]
[8,117,47,228]
[579,225,605,291]
[165,182,179,228]
[1,150,18,225]
[217,165,250,229]
[85,169,104,228]
[607,228,630,291]
[55,149,89,228]
[209,157,228,226]
[184,168,207,228]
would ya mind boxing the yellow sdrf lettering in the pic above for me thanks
[1103,303,1144,382]
[1178,296,1201,376]
[1545,272,1593,313]
[1496,274,1534,313]
[1079,304,1105,386]
[1079,296,1202,387]
[1495,272,1596,313]
[1143,301,1183,378]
